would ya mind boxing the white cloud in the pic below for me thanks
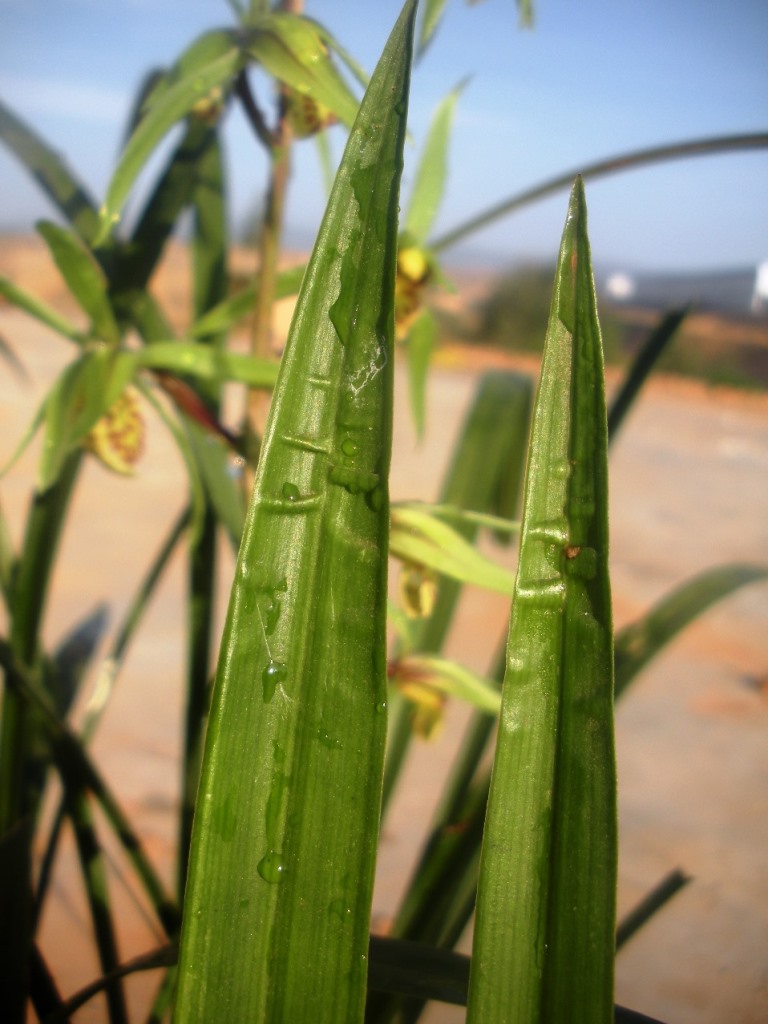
[0,73,129,124]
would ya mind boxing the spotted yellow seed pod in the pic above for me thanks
[283,87,337,138]
[85,387,145,475]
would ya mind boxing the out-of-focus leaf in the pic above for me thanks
[607,307,688,443]
[136,341,279,388]
[37,350,137,491]
[0,100,100,243]
[244,13,360,128]
[97,39,242,242]
[404,80,465,242]
[405,308,436,437]
[614,564,768,698]
[392,654,501,716]
[174,5,416,1020]
[468,179,616,1023]
[190,264,305,337]
[416,0,449,57]
[0,277,84,345]
[36,222,120,344]
[390,504,516,595]
[45,604,110,719]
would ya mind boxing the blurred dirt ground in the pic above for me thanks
[2,238,767,1023]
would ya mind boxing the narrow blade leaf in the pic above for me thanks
[614,563,768,698]
[468,179,617,1023]
[244,14,360,129]
[36,221,120,344]
[404,80,465,242]
[174,4,417,1020]
[97,40,242,241]
[0,100,99,243]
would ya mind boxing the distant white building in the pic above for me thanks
[752,261,768,314]
[602,263,768,319]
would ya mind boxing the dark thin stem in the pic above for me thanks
[607,308,689,443]
[616,868,692,950]
[431,132,768,252]
[235,70,276,150]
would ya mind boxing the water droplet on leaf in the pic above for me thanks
[257,850,285,884]
[282,482,301,502]
[262,660,287,702]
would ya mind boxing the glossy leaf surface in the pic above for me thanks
[468,179,617,1024]
[174,3,416,1020]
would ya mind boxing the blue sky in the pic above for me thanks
[0,0,766,271]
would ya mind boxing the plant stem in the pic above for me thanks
[244,0,303,449]
[431,132,768,252]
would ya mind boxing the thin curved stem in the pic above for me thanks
[431,131,768,252]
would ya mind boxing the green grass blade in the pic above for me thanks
[404,81,465,242]
[468,179,616,1024]
[174,3,416,1020]
[36,222,120,344]
[614,563,768,699]
[0,100,100,243]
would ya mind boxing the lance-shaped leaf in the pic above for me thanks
[404,80,465,243]
[468,179,617,1024]
[36,221,120,344]
[174,3,417,1021]
[3,349,137,490]
[614,563,768,699]
[390,504,516,595]
[190,263,306,338]
[0,100,100,243]
[244,13,360,129]
[0,276,85,345]
[97,36,242,241]
[136,341,279,388]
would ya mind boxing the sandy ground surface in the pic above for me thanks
[1,238,768,1022]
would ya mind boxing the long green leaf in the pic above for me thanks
[416,0,449,57]
[404,80,465,242]
[468,179,616,1023]
[97,41,242,241]
[0,276,85,345]
[174,4,417,1020]
[244,13,360,128]
[614,563,768,698]
[390,504,516,595]
[136,342,279,387]
[190,264,306,337]
[36,222,120,344]
[0,100,99,243]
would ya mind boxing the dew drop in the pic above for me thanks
[328,897,352,921]
[341,437,359,457]
[282,481,301,502]
[257,850,286,884]
[394,99,406,117]
[262,660,287,702]
[375,701,387,715]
